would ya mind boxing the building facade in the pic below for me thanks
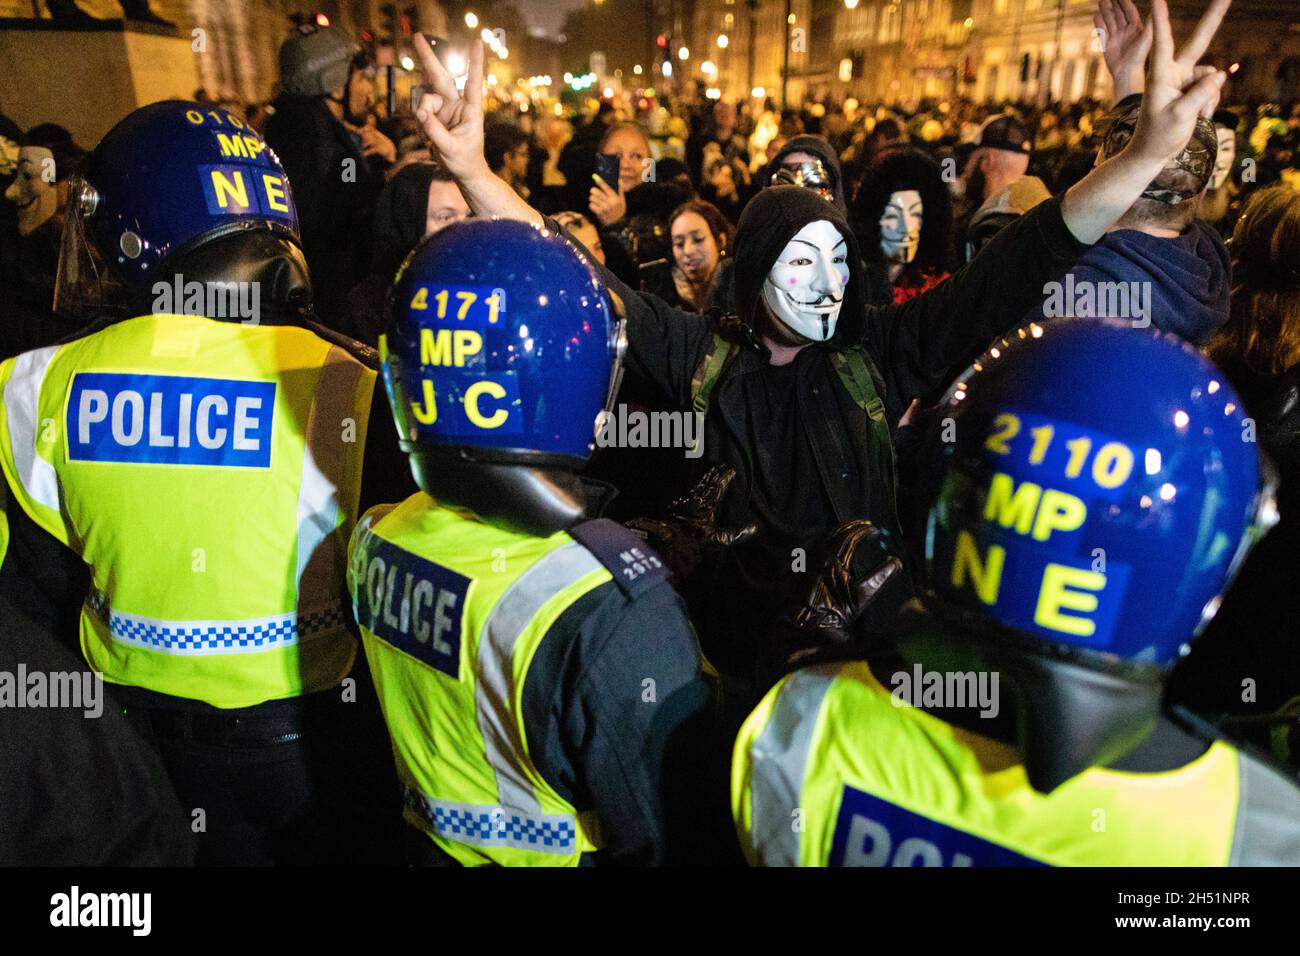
[676,0,1300,107]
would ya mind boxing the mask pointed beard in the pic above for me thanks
[761,219,851,343]
[880,189,923,266]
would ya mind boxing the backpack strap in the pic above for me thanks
[568,518,670,601]
[689,333,737,416]
[829,349,887,423]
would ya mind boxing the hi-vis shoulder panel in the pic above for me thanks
[351,532,471,679]
[731,661,1278,867]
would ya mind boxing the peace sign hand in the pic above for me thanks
[412,34,489,181]
[1127,0,1230,166]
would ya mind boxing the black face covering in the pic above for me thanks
[895,600,1164,794]
[132,229,313,324]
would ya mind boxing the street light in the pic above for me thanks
[844,0,858,8]
[633,64,643,75]
[702,60,716,75]
[465,11,478,28]
[717,34,729,49]
[678,47,689,60]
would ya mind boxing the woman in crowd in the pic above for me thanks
[642,200,733,313]
[589,121,694,276]
[340,161,469,346]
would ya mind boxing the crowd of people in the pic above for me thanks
[0,0,1298,868]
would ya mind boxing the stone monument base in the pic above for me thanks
[0,18,199,145]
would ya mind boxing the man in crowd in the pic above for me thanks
[956,115,1051,262]
[264,22,395,332]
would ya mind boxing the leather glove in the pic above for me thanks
[790,519,904,647]
[626,464,758,582]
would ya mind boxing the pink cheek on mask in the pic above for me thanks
[788,278,798,285]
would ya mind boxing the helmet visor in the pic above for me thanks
[53,176,115,322]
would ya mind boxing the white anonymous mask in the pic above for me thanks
[762,220,850,342]
[4,147,58,237]
[880,189,923,265]
[1211,128,1237,191]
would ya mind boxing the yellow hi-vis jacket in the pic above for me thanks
[349,494,612,865]
[0,314,376,709]
[733,660,1300,866]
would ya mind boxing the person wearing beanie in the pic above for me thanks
[264,23,395,332]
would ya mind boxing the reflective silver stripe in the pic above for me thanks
[748,664,838,867]
[88,588,349,655]
[2,345,61,511]
[405,791,582,855]
[1228,749,1300,865]
[296,347,368,608]
[475,542,604,832]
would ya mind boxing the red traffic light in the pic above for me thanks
[656,34,667,47]
[314,12,330,27]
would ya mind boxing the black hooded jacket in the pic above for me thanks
[340,163,442,346]
[552,185,1088,680]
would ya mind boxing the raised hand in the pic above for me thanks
[1095,0,1152,99]
[412,34,487,181]
[588,173,627,226]
[1127,0,1230,166]
[1061,0,1230,243]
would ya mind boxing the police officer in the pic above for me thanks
[0,101,410,865]
[348,218,726,866]
[732,318,1300,866]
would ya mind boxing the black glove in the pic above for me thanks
[790,519,904,648]
[625,464,758,582]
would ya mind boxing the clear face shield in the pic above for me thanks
[53,175,115,322]
[1195,451,1282,638]
[598,289,630,433]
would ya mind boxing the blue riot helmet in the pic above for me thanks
[384,218,625,537]
[908,318,1277,791]
[55,100,309,323]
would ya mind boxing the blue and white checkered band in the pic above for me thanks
[87,588,349,654]
[404,789,580,854]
